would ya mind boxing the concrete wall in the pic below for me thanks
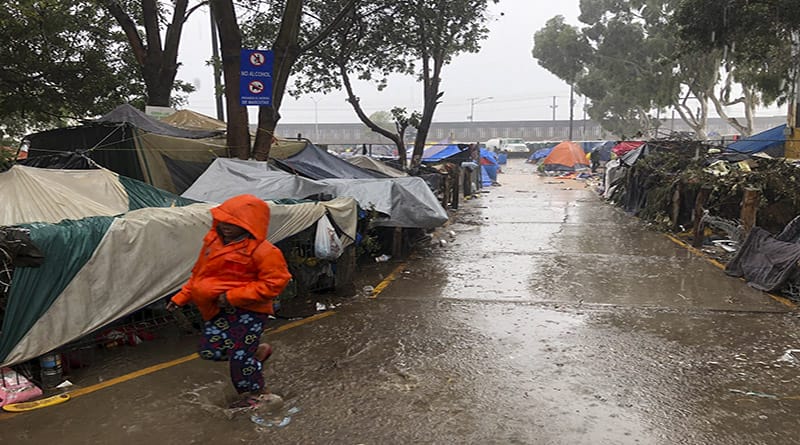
[274,116,788,145]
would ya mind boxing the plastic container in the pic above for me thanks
[39,353,63,389]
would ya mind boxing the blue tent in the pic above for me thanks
[480,148,498,185]
[726,124,786,156]
[529,146,555,162]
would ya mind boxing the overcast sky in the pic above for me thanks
[176,0,783,124]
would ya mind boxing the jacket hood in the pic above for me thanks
[210,194,270,241]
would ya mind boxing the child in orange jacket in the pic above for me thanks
[168,194,291,408]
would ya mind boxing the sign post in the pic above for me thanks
[240,49,274,106]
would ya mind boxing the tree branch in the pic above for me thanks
[142,0,163,57]
[102,0,147,65]
[300,0,359,53]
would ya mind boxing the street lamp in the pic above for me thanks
[467,96,493,122]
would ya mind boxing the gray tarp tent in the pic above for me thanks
[183,158,448,229]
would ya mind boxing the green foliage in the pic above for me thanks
[675,0,800,106]
[0,1,143,138]
[533,0,768,139]
[0,149,16,173]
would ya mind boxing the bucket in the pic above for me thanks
[39,353,63,389]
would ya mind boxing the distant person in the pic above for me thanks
[590,149,601,173]
[167,194,292,409]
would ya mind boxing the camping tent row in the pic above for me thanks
[0,165,359,367]
[22,104,448,229]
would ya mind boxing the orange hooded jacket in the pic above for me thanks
[171,194,291,320]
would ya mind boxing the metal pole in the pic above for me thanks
[550,96,557,121]
[469,98,475,122]
[582,96,587,138]
[313,98,320,142]
[568,84,574,141]
[209,7,224,121]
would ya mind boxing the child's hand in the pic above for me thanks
[217,293,229,307]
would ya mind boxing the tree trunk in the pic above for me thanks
[340,64,405,163]
[211,0,250,159]
[103,0,189,108]
[253,0,303,161]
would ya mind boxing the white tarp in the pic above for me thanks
[183,158,448,229]
[1,198,359,367]
[0,165,129,225]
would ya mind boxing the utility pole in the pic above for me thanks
[311,97,320,142]
[568,84,575,141]
[468,97,493,122]
[582,97,587,138]
[209,8,224,121]
[550,96,558,121]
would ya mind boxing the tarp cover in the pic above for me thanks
[273,143,388,180]
[725,225,800,291]
[0,197,358,367]
[96,104,220,139]
[725,124,787,156]
[183,158,447,228]
[348,156,408,177]
[0,165,192,226]
[611,141,644,157]
[159,109,227,132]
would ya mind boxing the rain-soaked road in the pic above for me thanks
[4,158,800,445]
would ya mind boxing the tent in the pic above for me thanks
[0,165,193,226]
[24,104,228,194]
[270,142,388,180]
[480,148,499,185]
[725,124,786,157]
[348,155,408,178]
[541,141,590,172]
[0,162,360,366]
[160,109,228,132]
[0,197,357,367]
[417,144,471,162]
[183,158,448,229]
[528,146,556,163]
[611,141,644,157]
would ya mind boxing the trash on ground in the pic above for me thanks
[374,254,391,262]
[0,367,43,407]
[729,389,779,399]
[778,349,800,364]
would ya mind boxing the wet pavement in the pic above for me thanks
[4,158,800,444]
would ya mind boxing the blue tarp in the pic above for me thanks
[481,165,492,186]
[420,144,463,161]
[726,125,786,155]
[480,148,498,165]
[529,146,555,161]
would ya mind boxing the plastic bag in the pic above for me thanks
[314,215,343,260]
[0,367,43,407]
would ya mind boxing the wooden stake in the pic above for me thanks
[692,187,712,248]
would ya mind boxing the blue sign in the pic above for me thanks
[240,49,274,106]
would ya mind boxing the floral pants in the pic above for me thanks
[198,306,270,394]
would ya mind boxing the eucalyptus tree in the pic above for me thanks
[533,0,767,139]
